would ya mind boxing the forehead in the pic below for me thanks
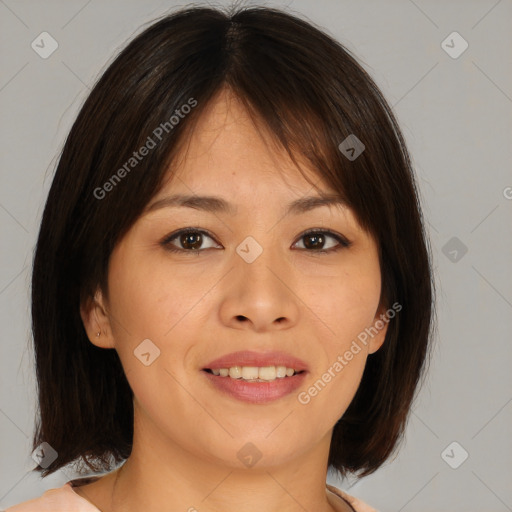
[138,91,370,240]
[164,89,334,199]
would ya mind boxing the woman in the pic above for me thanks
[7,4,434,511]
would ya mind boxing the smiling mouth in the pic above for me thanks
[203,366,306,382]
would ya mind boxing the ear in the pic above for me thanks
[80,288,115,349]
[368,303,390,355]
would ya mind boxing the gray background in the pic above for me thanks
[1,0,511,510]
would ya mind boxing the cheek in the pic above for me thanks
[296,269,380,417]
[107,242,212,340]
[296,348,367,439]
[105,245,219,401]
[105,251,201,427]
[308,268,381,347]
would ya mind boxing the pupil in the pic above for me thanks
[306,233,324,249]
[182,232,201,250]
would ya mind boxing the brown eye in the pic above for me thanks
[293,229,351,253]
[303,233,325,250]
[179,232,203,250]
[161,228,221,253]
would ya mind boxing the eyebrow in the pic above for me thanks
[144,193,348,216]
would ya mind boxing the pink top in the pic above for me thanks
[5,480,377,512]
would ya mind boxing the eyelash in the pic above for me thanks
[160,227,352,255]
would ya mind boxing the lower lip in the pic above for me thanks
[202,370,307,404]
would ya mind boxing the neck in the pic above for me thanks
[106,410,338,512]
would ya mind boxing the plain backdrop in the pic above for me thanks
[0,1,511,511]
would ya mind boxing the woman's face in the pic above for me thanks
[85,89,388,470]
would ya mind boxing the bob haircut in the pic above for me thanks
[30,5,435,479]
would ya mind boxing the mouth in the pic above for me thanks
[201,364,308,403]
[202,366,306,382]
[201,350,309,404]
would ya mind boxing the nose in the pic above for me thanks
[218,242,300,332]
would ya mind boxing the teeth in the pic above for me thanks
[258,366,276,380]
[229,366,243,379]
[242,366,259,380]
[209,365,299,381]
[276,366,287,378]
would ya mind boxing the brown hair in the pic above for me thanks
[31,4,435,479]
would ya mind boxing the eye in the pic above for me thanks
[293,229,351,254]
[160,227,351,255]
[161,228,221,254]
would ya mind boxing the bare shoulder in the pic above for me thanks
[69,471,118,511]
[326,484,378,512]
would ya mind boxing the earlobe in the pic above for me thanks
[80,288,115,349]
[368,305,390,355]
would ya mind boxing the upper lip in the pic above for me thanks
[203,350,309,372]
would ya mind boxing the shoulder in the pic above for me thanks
[4,480,101,512]
[326,483,379,512]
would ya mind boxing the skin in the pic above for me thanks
[79,87,388,512]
